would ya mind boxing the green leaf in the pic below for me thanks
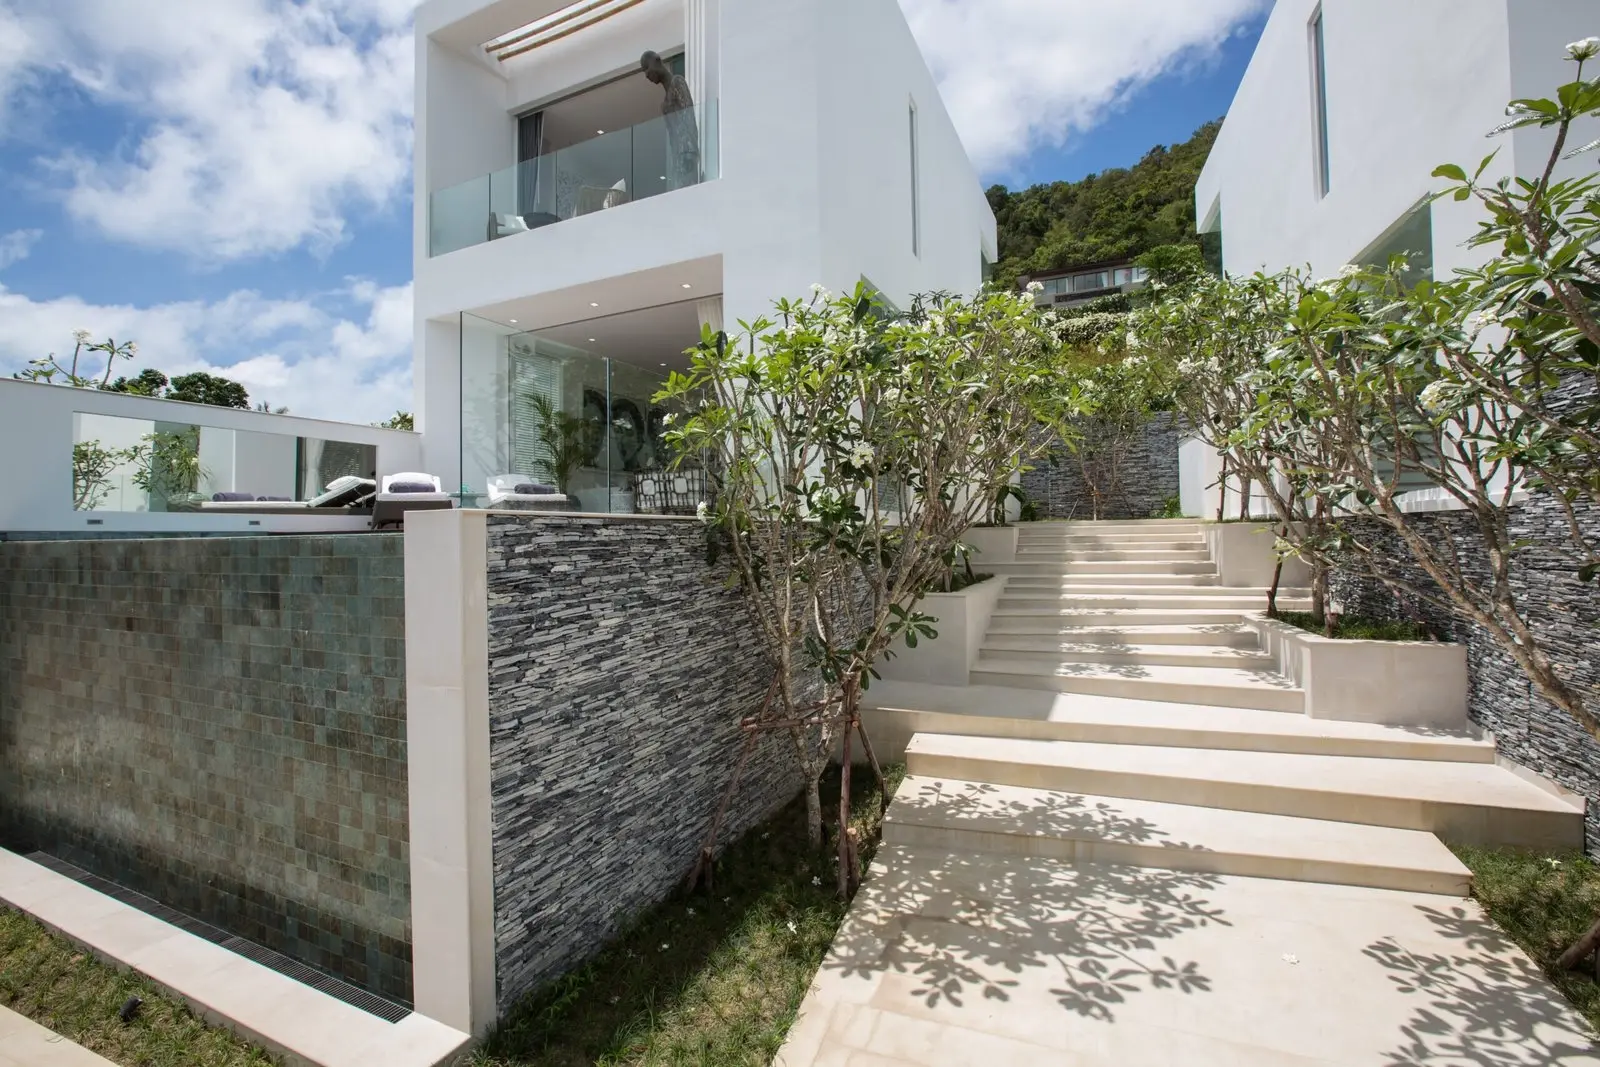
[1432,163,1467,182]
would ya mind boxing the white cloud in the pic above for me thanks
[0,229,41,270]
[4,0,421,262]
[0,279,413,422]
[898,0,1269,176]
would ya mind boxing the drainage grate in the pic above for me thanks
[24,852,412,1024]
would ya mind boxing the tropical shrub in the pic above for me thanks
[659,283,1076,894]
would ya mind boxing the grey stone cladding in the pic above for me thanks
[484,514,801,1013]
[0,534,412,1003]
[1328,498,1600,853]
[1022,413,1182,520]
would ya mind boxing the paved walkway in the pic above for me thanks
[778,844,1600,1066]
[0,1006,116,1067]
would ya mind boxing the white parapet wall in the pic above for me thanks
[1201,520,1312,589]
[1249,614,1469,730]
[962,525,1018,566]
[874,575,1005,688]
[0,378,423,536]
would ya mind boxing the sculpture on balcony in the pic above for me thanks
[642,51,700,190]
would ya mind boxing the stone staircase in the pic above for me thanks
[869,519,1587,899]
[974,519,1312,711]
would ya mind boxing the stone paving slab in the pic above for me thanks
[0,1006,117,1067]
[0,850,471,1067]
[776,843,1600,1066]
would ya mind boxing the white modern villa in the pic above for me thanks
[0,0,991,538]
[1196,0,1596,281]
[412,0,995,512]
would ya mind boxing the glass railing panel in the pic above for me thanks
[430,173,489,258]
[429,100,719,257]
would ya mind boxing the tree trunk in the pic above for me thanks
[1217,454,1229,523]
[1559,916,1600,971]
[836,701,855,900]
[1267,551,1284,618]
[804,774,823,852]
[1311,563,1329,630]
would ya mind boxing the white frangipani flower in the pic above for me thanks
[73,329,92,344]
[1338,264,1361,279]
[696,500,711,523]
[1566,37,1600,61]
[848,444,874,468]
[126,342,139,356]
[1025,280,1045,294]
[1418,379,1453,415]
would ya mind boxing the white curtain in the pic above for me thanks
[695,295,724,339]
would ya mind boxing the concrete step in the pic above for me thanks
[979,638,1272,670]
[971,658,1305,712]
[989,608,1260,628]
[1023,560,1221,575]
[997,591,1301,611]
[904,733,1585,851]
[991,555,1211,573]
[1021,519,1204,529]
[1007,573,1222,587]
[1018,538,1204,551]
[983,622,1261,647]
[860,680,1497,764]
[886,775,1474,896]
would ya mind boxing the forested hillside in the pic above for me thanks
[987,120,1220,289]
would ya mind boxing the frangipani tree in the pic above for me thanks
[659,283,1076,895]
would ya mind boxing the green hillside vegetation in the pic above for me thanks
[987,119,1221,289]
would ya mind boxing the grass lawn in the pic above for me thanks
[1456,845,1600,1033]
[0,907,276,1066]
[469,763,905,1067]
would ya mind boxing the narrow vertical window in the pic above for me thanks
[909,101,921,257]
[1310,7,1331,197]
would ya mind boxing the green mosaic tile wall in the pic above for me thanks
[0,534,412,1004]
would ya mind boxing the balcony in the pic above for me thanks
[429,101,720,258]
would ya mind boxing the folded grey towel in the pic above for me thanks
[513,482,558,495]
[212,492,254,502]
[387,482,437,494]
[257,496,291,502]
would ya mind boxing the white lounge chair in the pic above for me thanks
[486,474,571,511]
[372,473,453,529]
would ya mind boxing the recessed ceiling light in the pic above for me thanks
[590,302,600,307]
[681,283,692,289]
[588,338,596,343]
[659,175,667,181]
[508,319,517,324]
[596,129,605,135]
[660,362,668,367]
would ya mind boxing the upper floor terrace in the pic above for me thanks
[416,0,721,262]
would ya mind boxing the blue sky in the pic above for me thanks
[0,0,1269,421]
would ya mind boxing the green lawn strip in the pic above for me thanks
[0,906,276,1067]
[469,763,905,1067]
[1269,610,1430,642]
[1455,845,1600,1034]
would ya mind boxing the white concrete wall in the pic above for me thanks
[815,0,994,308]
[1197,0,1598,280]
[0,379,422,535]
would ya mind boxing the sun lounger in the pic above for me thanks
[371,473,454,529]
[485,474,572,511]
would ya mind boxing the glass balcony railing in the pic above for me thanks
[429,100,719,257]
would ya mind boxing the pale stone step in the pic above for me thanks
[989,607,1259,628]
[986,622,1261,647]
[886,775,1474,896]
[1028,560,1220,575]
[1019,538,1204,550]
[1007,573,1221,587]
[979,638,1272,669]
[904,733,1585,851]
[860,680,1497,763]
[1025,518,1203,527]
[997,591,1299,611]
[971,658,1305,712]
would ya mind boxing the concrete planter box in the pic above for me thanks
[963,525,1018,565]
[874,575,1005,687]
[1248,614,1469,730]
[1202,521,1311,588]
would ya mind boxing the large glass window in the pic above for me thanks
[1310,7,1331,197]
[458,302,709,514]
[909,101,921,257]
